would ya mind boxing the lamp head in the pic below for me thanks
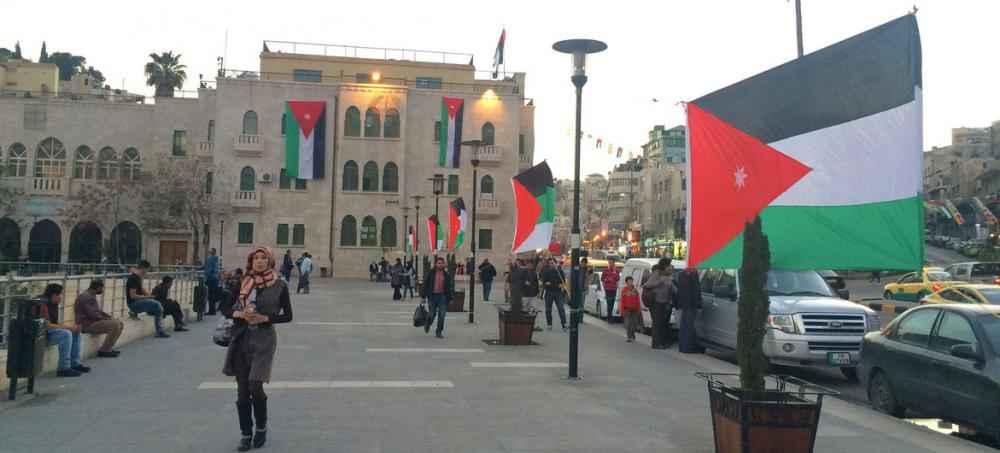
[552,39,607,77]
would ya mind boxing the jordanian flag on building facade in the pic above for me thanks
[427,215,444,253]
[448,198,468,249]
[439,97,464,168]
[687,15,922,270]
[512,161,555,254]
[284,101,326,179]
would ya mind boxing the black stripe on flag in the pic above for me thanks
[513,161,554,198]
[313,109,326,178]
[693,15,921,144]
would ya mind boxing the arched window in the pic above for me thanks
[5,143,27,177]
[382,162,398,192]
[480,175,495,198]
[384,109,401,138]
[73,146,95,179]
[342,160,359,191]
[364,107,381,137]
[340,215,357,246]
[240,166,256,191]
[360,216,378,246]
[482,122,495,146]
[381,217,397,247]
[122,147,141,180]
[362,161,379,192]
[344,106,361,137]
[97,147,118,180]
[34,137,66,178]
[242,110,258,135]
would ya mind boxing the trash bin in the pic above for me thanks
[321,267,329,278]
[6,298,46,400]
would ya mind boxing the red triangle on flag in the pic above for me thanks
[512,179,542,252]
[687,103,812,268]
[444,97,464,120]
[287,101,325,138]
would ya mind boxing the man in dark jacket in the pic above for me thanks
[675,268,703,353]
[509,259,540,314]
[421,257,454,338]
[540,258,567,330]
[152,276,189,332]
[478,259,497,302]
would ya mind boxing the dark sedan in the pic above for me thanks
[860,304,1000,440]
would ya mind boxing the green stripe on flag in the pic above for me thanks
[438,101,448,167]
[284,104,300,177]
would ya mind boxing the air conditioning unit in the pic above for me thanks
[260,173,273,184]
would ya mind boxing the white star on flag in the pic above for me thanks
[734,167,748,189]
[304,113,311,120]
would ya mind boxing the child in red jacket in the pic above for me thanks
[620,276,642,342]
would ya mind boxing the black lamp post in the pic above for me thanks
[411,195,424,279]
[401,205,410,266]
[463,139,482,324]
[429,174,445,259]
[219,219,225,269]
[554,38,607,380]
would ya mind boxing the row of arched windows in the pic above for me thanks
[344,106,400,138]
[342,161,398,192]
[2,138,141,180]
[340,215,397,247]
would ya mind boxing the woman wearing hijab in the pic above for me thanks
[222,247,293,451]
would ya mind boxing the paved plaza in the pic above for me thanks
[0,278,994,453]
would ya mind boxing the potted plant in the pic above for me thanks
[446,254,465,312]
[698,217,837,453]
[497,260,537,345]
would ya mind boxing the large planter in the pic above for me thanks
[697,373,837,453]
[448,291,466,312]
[497,306,537,345]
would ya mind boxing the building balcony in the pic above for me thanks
[476,197,501,217]
[474,145,504,165]
[233,134,263,157]
[29,177,67,196]
[231,190,262,211]
[197,141,214,160]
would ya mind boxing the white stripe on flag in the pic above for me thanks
[298,129,314,179]
[446,117,457,167]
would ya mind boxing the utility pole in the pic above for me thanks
[795,0,804,57]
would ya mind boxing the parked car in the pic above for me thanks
[860,304,1000,440]
[818,270,850,300]
[943,262,1000,285]
[696,268,879,381]
[589,258,686,326]
[920,284,1000,305]
[882,268,962,301]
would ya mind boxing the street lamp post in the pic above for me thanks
[219,219,225,268]
[411,195,424,280]
[401,205,410,266]
[554,38,607,380]
[463,139,482,324]
[429,174,445,259]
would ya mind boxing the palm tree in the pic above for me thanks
[145,51,187,98]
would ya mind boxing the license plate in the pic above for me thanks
[827,352,852,366]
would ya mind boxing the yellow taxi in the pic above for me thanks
[882,268,962,302]
[919,284,1000,305]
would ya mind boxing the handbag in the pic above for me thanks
[413,302,429,327]
[213,317,234,347]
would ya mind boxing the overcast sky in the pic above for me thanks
[6,0,997,178]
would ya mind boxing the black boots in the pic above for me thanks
[237,401,253,451]
[252,398,268,448]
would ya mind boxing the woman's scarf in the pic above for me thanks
[239,247,277,307]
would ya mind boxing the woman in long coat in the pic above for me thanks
[222,247,293,451]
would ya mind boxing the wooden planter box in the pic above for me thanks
[697,373,837,453]
[497,307,537,345]
[448,291,466,312]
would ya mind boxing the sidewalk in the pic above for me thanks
[0,278,992,453]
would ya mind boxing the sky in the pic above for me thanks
[5,0,999,179]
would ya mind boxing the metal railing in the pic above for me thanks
[264,40,474,66]
[220,69,523,97]
[0,269,203,349]
[0,262,202,277]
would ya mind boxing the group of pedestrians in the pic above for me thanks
[388,258,418,300]
[636,258,702,352]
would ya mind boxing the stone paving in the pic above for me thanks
[0,278,993,453]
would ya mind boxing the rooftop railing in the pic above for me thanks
[264,40,474,66]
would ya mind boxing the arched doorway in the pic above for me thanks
[0,218,20,261]
[69,222,103,263]
[111,221,142,264]
[28,220,62,263]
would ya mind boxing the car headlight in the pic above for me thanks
[767,315,798,334]
[866,313,881,332]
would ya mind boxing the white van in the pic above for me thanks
[587,258,685,329]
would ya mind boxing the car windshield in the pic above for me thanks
[977,314,1000,355]
[972,263,1000,277]
[927,271,953,281]
[977,288,1000,304]
[765,270,835,297]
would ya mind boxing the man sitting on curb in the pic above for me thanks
[38,284,91,377]
[126,260,170,338]
[74,280,124,358]
[152,276,189,332]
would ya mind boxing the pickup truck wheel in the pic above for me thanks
[869,370,905,417]
[883,291,893,300]
[841,367,859,383]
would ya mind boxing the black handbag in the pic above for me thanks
[413,302,429,327]
[213,317,234,347]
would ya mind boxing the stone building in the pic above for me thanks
[639,125,686,242]
[0,59,59,96]
[0,41,535,277]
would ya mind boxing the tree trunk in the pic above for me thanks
[737,216,771,393]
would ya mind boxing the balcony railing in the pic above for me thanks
[231,191,262,210]
[474,145,503,164]
[198,141,215,155]
[233,134,264,157]
[29,177,67,196]
[476,198,501,217]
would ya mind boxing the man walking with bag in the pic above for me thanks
[421,257,454,338]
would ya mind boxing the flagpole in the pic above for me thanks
[795,0,804,57]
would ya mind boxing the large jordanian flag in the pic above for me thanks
[687,15,922,270]
[427,215,444,253]
[439,97,464,168]
[284,101,326,179]
[448,198,468,249]
[512,161,555,254]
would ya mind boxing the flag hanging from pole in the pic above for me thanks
[284,101,326,179]
[438,97,464,168]
[492,29,506,79]
[407,225,418,253]
[427,215,444,253]
[512,161,555,253]
[448,198,468,249]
